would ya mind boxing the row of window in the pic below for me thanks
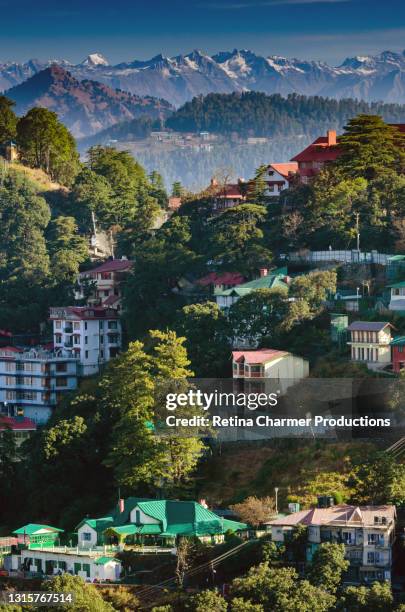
[54,320,118,330]
[352,347,379,362]
[3,377,70,387]
[1,362,70,373]
[351,331,382,343]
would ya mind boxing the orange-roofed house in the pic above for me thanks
[208,178,247,212]
[291,130,341,183]
[265,162,298,197]
[232,349,309,390]
[267,501,396,584]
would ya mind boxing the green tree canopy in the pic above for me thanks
[230,563,335,612]
[0,95,17,142]
[228,288,288,347]
[47,216,88,283]
[17,107,79,185]
[338,114,405,179]
[307,543,349,594]
[175,301,232,377]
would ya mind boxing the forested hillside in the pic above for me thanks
[166,92,405,136]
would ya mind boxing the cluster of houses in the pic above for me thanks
[2,497,247,583]
[0,495,397,587]
[0,258,132,434]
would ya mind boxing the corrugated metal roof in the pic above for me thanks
[347,321,391,332]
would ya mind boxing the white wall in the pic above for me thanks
[77,525,98,548]
[130,506,160,525]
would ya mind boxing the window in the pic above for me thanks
[82,532,92,541]
[100,350,104,359]
[55,377,68,387]
[108,321,118,330]
[6,376,16,385]
[82,563,90,577]
[73,335,80,345]
[84,322,88,331]
[85,336,88,345]
[55,335,62,344]
[6,362,14,372]
[73,322,80,330]
[55,320,61,329]
[85,351,89,359]
[342,532,353,544]
[104,290,109,297]
[135,509,141,523]
[100,335,104,344]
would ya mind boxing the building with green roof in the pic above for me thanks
[216,267,289,309]
[12,524,64,548]
[77,498,248,548]
[387,280,405,312]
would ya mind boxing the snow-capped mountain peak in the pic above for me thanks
[81,53,110,67]
[2,48,405,107]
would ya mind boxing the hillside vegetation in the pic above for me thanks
[166,92,405,137]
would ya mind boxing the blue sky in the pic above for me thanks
[1,0,405,64]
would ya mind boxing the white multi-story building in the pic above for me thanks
[267,503,396,584]
[49,306,121,376]
[0,347,79,424]
[347,321,392,370]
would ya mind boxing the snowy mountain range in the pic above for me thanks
[2,49,405,107]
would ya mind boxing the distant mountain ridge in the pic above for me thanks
[5,65,173,138]
[3,49,405,106]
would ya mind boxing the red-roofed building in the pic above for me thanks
[291,130,341,183]
[208,178,247,212]
[232,349,309,388]
[196,272,246,293]
[265,162,298,197]
[0,416,36,454]
[75,258,133,311]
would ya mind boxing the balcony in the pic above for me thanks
[64,341,73,348]
[64,326,73,334]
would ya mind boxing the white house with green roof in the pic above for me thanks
[77,498,247,548]
[388,281,405,311]
[215,267,289,309]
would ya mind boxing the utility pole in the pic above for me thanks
[354,212,360,251]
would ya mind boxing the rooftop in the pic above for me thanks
[291,131,341,164]
[267,504,396,528]
[0,416,37,432]
[268,162,298,178]
[13,524,64,535]
[196,272,245,287]
[49,306,119,321]
[233,349,288,365]
[347,321,391,332]
[79,258,133,276]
